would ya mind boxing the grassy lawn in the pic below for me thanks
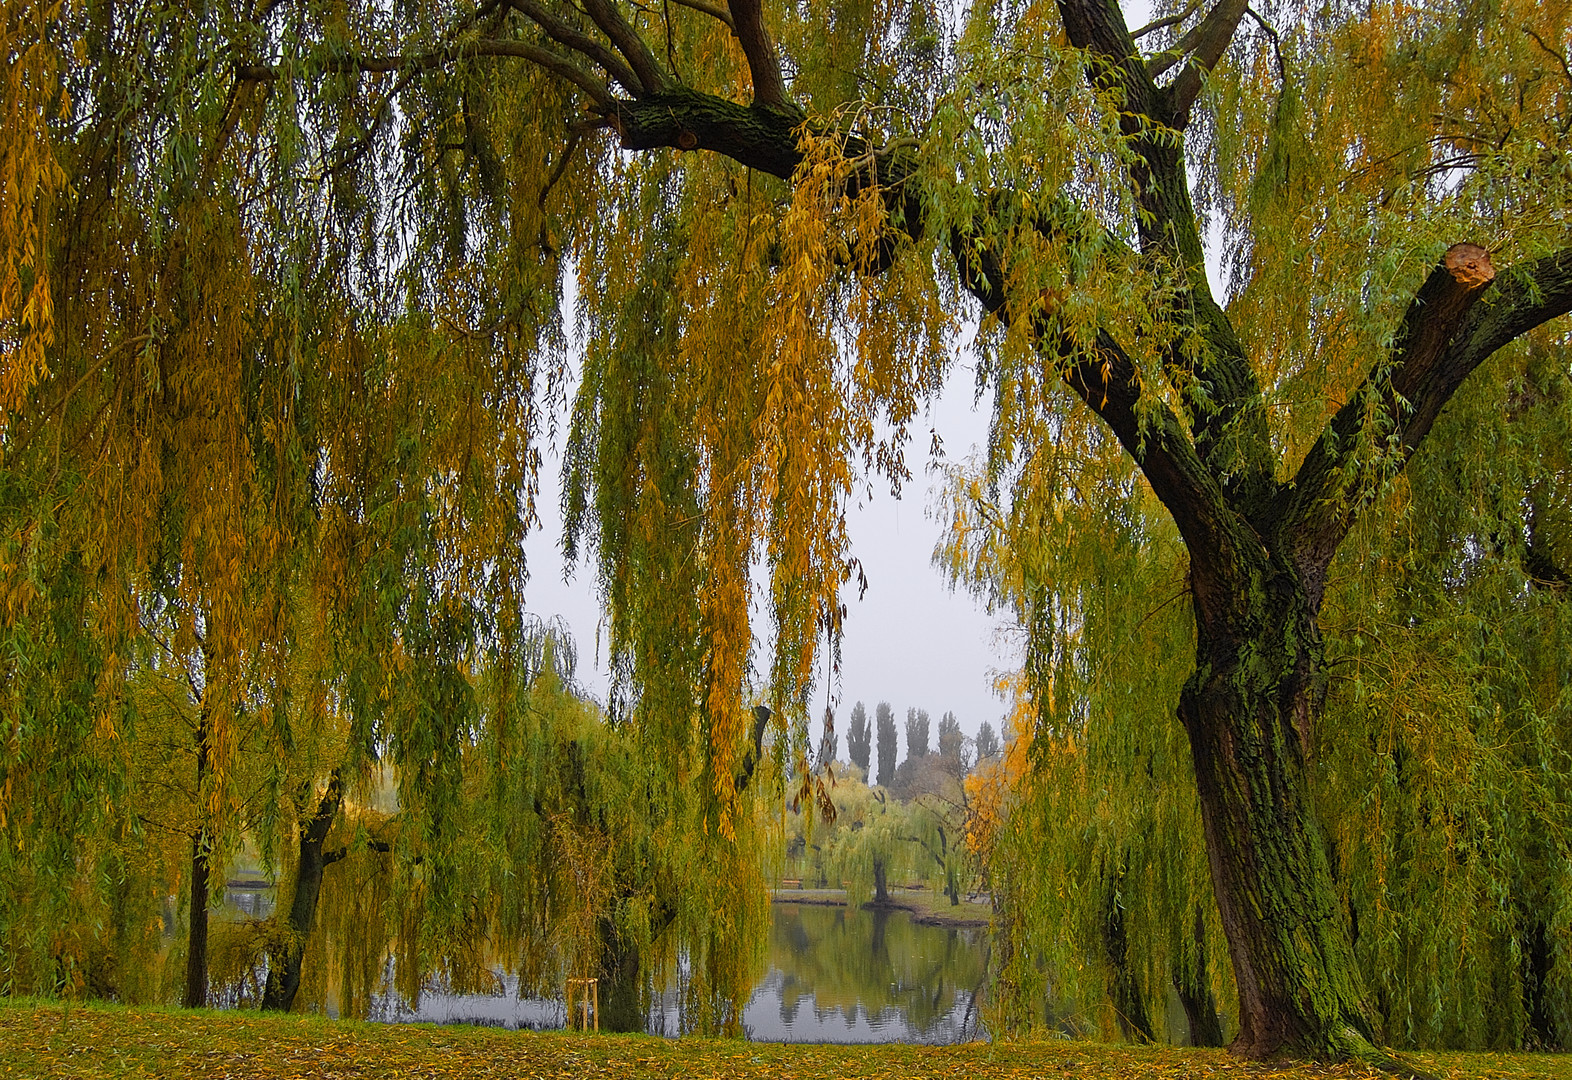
[2,1001,1568,1079]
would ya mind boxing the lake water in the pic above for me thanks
[347,900,989,1043]
[741,902,988,1043]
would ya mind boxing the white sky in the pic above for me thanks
[521,0,1167,750]
[520,350,1018,745]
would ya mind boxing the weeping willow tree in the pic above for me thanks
[281,629,773,1034]
[4,0,1572,1066]
[0,0,773,1014]
[941,342,1572,1048]
[941,437,1227,1045]
[0,0,554,1003]
[1312,337,1572,1050]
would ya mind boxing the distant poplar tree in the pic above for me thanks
[875,702,898,788]
[905,708,930,760]
[975,721,1001,762]
[938,711,965,773]
[818,708,838,768]
[847,702,872,773]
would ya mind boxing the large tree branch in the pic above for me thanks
[579,0,670,94]
[948,219,1252,623]
[672,0,733,29]
[602,61,1281,647]
[612,88,804,176]
[728,0,790,107]
[507,0,642,96]
[1055,0,1270,509]
[1055,0,1162,120]
[1147,0,1246,79]
[1162,0,1250,127]
[615,89,929,273]
[1283,244,1572,598]
[1440,247,1572,380]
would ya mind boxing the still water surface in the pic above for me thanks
[354,901,988,1043]
[742,903,987,1043]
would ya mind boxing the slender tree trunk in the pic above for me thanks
[183,711,211,1010]
[1177,560,1381,1061]
[184,829,210,1008]
[262,771,345,1012]
[1100,864,1154,1043]
[584,709,774,1035]
[872,856,890,905]
[1173,905,1225,1047]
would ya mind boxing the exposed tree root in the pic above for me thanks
[1233,1021,1445,1080]
[1330,1023,1445,1080]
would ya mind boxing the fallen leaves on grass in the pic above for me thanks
[0,1002,1565,1080]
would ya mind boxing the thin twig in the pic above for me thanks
[1524,25,1572,90]
[1132,0,1203,40]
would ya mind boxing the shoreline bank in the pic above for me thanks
[769,887,991,928]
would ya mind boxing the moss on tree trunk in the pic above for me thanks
[1176,557,1419,1069]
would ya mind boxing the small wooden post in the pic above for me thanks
[565,976,599,1032]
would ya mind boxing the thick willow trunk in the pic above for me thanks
[1177,564,1379,1060]
[262,772,344,1012]
[596,922,645,1033]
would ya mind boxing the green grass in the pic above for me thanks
[1,1000,1566,1079]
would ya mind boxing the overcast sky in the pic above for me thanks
[520,346,1018,746]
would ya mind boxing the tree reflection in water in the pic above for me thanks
[339,900,988,1041]
[743,904,988,1043]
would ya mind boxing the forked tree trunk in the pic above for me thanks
[1177,557,1381,1060]
[262,771,345,1012]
